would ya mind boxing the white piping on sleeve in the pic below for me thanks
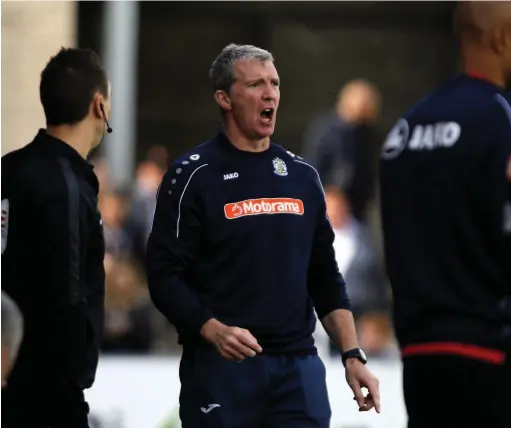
[294,159,325,196]
[176,163,208,238]
[495,93,511,127]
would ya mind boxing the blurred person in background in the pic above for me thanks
[99,190,133,258]
[321,186,392,358]
[302,79,381,224]
[1,47,110,428]
[1,291,24,388]
[127,145,169,265]
[101,257,154,354]
[380,2,511,427]
[147,43,380,428]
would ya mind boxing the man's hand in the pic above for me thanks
[200,318,262,361]
[345,359,381,413]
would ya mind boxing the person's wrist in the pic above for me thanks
[342,347,368,367]
[344,357,364,369]
[200,318,223,343]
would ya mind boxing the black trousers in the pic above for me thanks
[403,355,511,428]
[2,378,90,428]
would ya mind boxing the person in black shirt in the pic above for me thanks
[379,3,511,427]
[1,48,111,428]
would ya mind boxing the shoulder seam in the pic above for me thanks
[495,93,511,128]
[176,163,208,238]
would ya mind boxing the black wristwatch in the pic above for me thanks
[341,347,368,367]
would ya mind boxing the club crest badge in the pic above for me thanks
[272,157,288,177]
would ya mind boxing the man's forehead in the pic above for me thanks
[234,60,279,79]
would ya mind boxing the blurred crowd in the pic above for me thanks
[93,78,397,359]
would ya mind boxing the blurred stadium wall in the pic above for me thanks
[2,1,77,155]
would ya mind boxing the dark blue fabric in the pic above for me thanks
[380,74,511,350]
[179,346,331,428]
[147,132,350,353]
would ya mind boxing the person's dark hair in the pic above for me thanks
[40,47,108,126]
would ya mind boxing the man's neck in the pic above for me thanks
[461,49,506,88]
[46,125,92,159]
[223,121,270,153]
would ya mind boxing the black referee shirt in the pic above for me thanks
[1,129,105,390]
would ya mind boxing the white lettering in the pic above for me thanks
[383,120,461,160]
[223,172,239,180]
[241,200,300,215]
[441,122,461,147]
[408,122,462,152]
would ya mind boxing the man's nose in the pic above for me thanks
[262,86,277,101]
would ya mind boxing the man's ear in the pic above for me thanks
[92,93,104,119]
[491,26,509,54]
[214,90,232,112]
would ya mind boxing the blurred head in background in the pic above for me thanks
[1,292,23,387]
[336,79,381,125]
[99,191,127,230]
[454,1,511,87]
[210,43,280,145]
[135,146,169,194]
[40,47,111,158]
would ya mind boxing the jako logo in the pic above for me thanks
[224,198,304,219]
[223,172,239,180]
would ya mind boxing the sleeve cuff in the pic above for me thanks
[183,307,216,337]
[315,289,351,320]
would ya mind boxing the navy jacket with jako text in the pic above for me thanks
[146,132,351,353]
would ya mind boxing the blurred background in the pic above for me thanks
[2,1,460,427]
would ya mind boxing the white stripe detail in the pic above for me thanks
[294,159,325,196]
[495,93,511,127]
[176,163,208,238]
[294,159,333,227]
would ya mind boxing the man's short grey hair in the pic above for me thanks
[1,291,24,359]
[209,43,274,93]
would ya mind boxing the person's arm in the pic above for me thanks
[307,173,380,413]
[306,185,356,352]
[146,161,214,336]
[146,161,262,360]
[35,168,90,376]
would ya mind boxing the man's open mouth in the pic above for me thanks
[260,108,274,122]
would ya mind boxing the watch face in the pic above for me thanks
[359,348,368,362]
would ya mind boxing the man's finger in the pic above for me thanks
[225,347,245,362]
[237,330,263,353]
[367,381,381,413]
[359,395,375,412]
[232,340,257,358]
[350,381,365,409]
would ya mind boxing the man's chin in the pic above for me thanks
[254,124,276,139]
